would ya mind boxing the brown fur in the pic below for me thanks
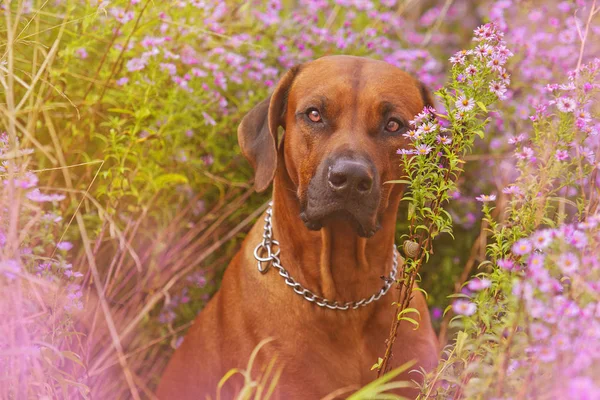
[156,55,438,399]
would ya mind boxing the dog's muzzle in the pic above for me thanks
[301,155,381,238]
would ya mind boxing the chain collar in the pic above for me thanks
[253,202,399,311]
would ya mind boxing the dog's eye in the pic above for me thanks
[385,119,403,133]
[306,108,322,123]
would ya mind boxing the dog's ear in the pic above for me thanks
[418,81,435,109]
[238,67,300,192]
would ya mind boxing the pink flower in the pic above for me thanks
[202,112,216,126]
[531,230,553,249]
[26,189,66,203]
[558,252,579,274]
[397,149,416,155]
[416,121,438,136]
[110,7,134,24]
[453,300,477,316]
[402,130,421,140]
[126,57,147,72]
[57,242,73,251]
[502,185,523,196]
[476,194,496,202]
[465,64,478,76]
[116,77,129,86]
[555,149,569,161]
[515,147,535,160]
[415,144,432,155]
[556,97,576,113]
[512,239,532,256]
[530,322,550,341]
[455,95,475,112]
[489,80,507,98]
[75,48,88,59]
[508,133,527,144]
[467,278,491,291]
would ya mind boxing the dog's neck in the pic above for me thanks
[271,166,401,303]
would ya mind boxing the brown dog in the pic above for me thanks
[156,55,438,399]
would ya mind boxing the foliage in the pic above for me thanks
[1,0,599,399]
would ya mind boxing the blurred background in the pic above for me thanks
[1,0,598,398]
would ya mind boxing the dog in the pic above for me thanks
[156,55,439,399]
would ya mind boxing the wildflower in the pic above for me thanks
[453,300,477,316]
[57,242,73,251]
[531,230,553,249]
[489,81,507,98]
[454,110,467,120]
[515,147,534,160]
[26,189,66,203]
[555,149,569,161]
[126,57,147,72]
[508,133,526,144]
[556,97,576,113]
[530,322,551,341]
[396,148,416,155]
[110,7,134,24]
[535,346,556,362]
[512,239,532,256]
[455,95,475,112]
[528,253,545,269]
[75,48,88,59]
[558,252,579,274]
[416,121,438,136]
[402,130,420,140]
[409,108,433,127]
[467,278,491,291]
[436,135,452,145]
[475,194,496,202]
[569,230,588,249]
[465,64,478,76]
[160,63,177,75]
[202,112,216,126]
[449,54,465,65]
[502,185,523,196]
[1,260,21,281]
[116,77,129,86]
[415,144,432,155]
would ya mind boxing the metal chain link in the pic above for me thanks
[253,202,399,311]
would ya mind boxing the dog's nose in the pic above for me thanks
[327,159,373,195]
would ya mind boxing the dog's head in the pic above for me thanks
[238,55,433,238]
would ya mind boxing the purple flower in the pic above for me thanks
[496,258,515,271]
[57,241,73,251]
[1,259,21,281]
[416,121,438,136]
[558,252,579,274]
[453,299,477,316]
[512,239,533,256]
[476,194,496,202]
[75,48,88,59]
[26,189,66,203]
[531,230,553,249]
[467,278,491,291]
[455,95,475,112]
[202,112,216,126]
[489,80,507,98]
[555,149,569,161]
[502,185,523,196]
[556,97,576,113]
[530,322,551,341]
[110,7,134,24]
[116,77,129,86]
[402,130,421,140]
[397,148,416,155]
[415,144,433,155]
[126,57,147,72]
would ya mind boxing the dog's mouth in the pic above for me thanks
[300,200,381,238]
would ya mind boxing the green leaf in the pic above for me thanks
[154,173,189,188]
[476,101,488,112]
